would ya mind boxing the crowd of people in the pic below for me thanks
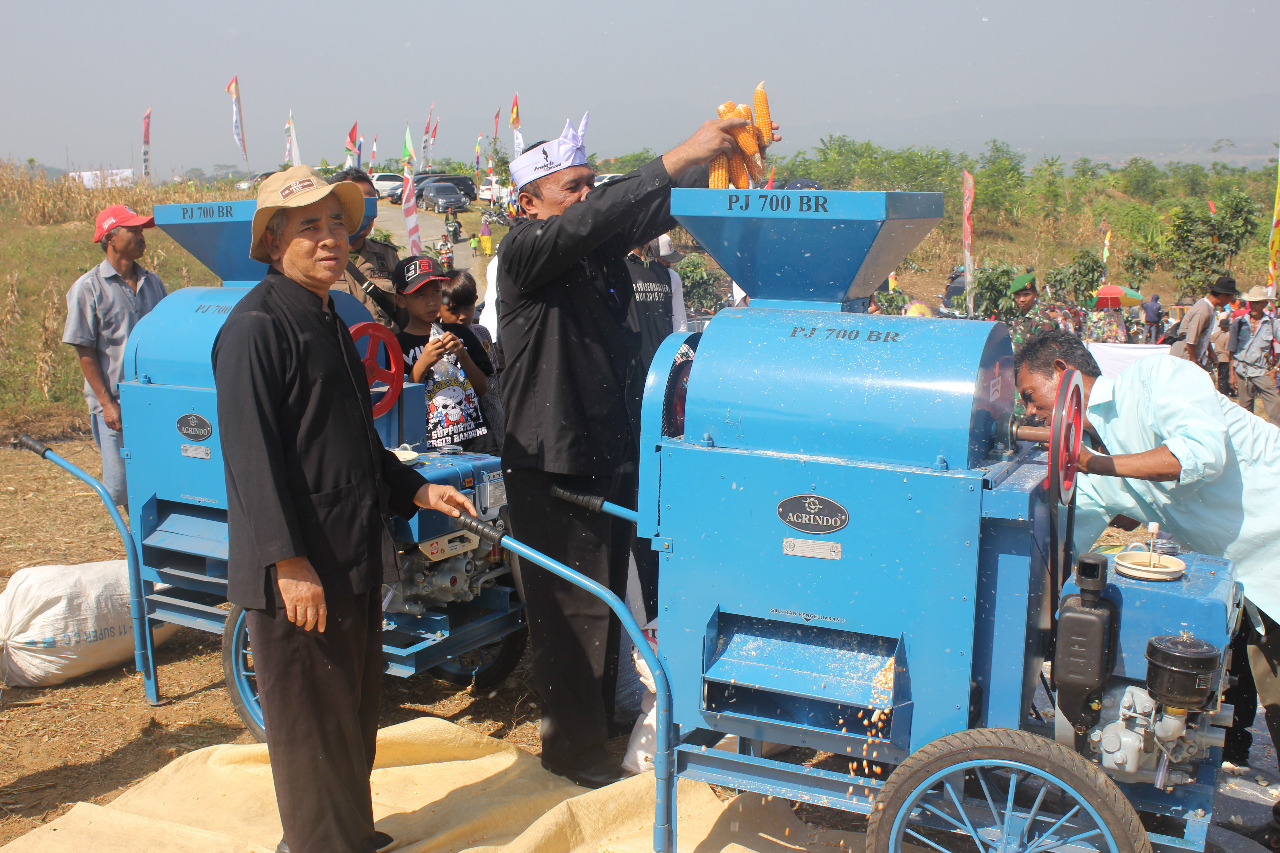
[1002,271,1279,424]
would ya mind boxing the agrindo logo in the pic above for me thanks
[176,414,213,442]
[777,494,849,534]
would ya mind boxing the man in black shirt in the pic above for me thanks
[496,113,771,787]
[213,166,475,853]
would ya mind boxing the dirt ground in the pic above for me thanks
[0,430,1150,848]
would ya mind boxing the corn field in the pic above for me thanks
[0,162,252,227]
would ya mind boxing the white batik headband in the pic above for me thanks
[510,113,590,191]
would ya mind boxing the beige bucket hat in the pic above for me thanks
[249,165,365,263]
[1245,285,1272,303]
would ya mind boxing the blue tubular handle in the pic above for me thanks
[549,484,640,525]
[453,513,676,853]
[17,434,157,703]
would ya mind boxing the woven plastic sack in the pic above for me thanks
[0,559,177,687]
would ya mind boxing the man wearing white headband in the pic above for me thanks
[497,112,775,788]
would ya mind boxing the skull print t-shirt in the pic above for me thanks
[396,324,489,448]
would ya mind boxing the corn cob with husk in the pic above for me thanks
[728,150,751,189]
[753,81,772,150]
[731,104,767,184]
[709,154,730,189]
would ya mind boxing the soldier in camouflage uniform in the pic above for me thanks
[328,168,405,330]
[1007,272,1058,355]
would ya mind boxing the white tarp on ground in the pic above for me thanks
[3,717,862,852]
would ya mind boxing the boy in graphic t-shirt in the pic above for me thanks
[392,256,492,451]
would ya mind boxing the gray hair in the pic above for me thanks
[99,227,117,253]
[263,208,289,246]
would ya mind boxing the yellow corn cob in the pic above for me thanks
[732,105,767,184]
[753,81,772,150]
[717,101,738,120]
[728,150,751,189]
[709,154,730,190]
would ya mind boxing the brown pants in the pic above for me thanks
[1238,373,1280,423]
[247,587,383,853]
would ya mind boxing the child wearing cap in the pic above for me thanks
[392,256,493,451]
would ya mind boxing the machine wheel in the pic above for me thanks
[221,605,267,742]
[866,728,1150,853]
[427,626,527,689]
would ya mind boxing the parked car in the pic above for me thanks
[418,181,469,214]
[478,176,508,203]
[234,171,276,190]
[421,174,478,202]
[387,174,436,205]
[369,172,404,199]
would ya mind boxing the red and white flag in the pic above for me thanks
[343,121,358,168]
[401,162,421,255]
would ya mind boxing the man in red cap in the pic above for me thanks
[61,204,168,505]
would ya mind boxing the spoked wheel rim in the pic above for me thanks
[224,607,266,741]
[888,758,1122,853]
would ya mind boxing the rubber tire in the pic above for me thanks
[427,625,527,690]
[221,605,267,742]
[865,727,1151,853]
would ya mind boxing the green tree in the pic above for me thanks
[974,140,1026,220]
[596,148,658,175]
[1164,189,1259,298]
[673,254,724,311]
[1041,250,1106,306]
[971,261,1019,320]
[1117,157,1167,203]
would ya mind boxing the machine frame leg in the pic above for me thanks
[17,435,159,704]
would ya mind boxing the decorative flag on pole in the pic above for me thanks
[427,103,437,162]
[356,135,364,170]
[343,122,358,169]
[369,134,377,172]
[226,76,249,168]
[428,118,439,166]
[1102,229,1111,264]
[961,170,975,315]
[1269,130,1280,293]
[764,164,775,189]
[510,93,523,155]
[488,157,494,177]
[402,122,416,166]
[1208,200,1216,216]
[284,111,298,166]
[141,107,151,180]
[401,161,421,255]
[494,108,500,141]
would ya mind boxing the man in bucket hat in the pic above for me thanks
[62,204,168,505]
[213,165,476,853]
[1229,285,1280,422]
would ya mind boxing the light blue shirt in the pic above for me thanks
[1074,354,1280,618]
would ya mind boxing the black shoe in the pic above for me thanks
[276,831,392,853]
[540,756,628,789]
[1220,820,1280,851]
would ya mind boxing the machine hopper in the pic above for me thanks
[669,188,942,309]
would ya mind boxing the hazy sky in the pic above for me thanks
[3,0,1276,177]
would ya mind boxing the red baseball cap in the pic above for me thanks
[94,204,155,242]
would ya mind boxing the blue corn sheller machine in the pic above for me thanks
[616,189,1241,852]
[110,199,524,738]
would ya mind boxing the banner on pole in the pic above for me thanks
[284,111,302,167]
[962,170,975,315]
[226,76,248,164]
[1270,134,1280,293]
[141,107,151,179]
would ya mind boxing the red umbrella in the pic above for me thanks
[1092,285,1141,310]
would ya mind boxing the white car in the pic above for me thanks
[370,172,404,199]
[478,176,508,203]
